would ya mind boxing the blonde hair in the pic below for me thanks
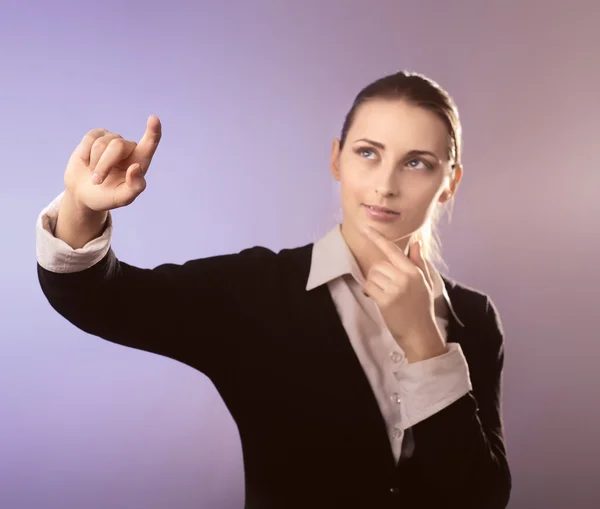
[413,185,457,272]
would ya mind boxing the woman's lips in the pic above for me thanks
[363,204,400,222]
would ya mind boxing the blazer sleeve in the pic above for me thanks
[409,295,511,509]
[37,245,276,376]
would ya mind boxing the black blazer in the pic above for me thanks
[37,242,511,509]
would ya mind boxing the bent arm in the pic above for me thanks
[407,297,511,509]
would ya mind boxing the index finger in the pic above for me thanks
[363,226,413,270]
[135,115,162,165]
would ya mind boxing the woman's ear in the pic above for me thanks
[439,189,452,203]
[439,164,463,202]
[330,139,341,181]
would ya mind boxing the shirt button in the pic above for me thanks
[391,392,402,404]
[390,351,404,363]
[391,426,402,439]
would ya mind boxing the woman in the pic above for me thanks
[36,71,511,509]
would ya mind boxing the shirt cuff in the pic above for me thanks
[396,343,472,428]
[35,191,113,273]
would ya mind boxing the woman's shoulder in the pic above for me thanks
[440,274,491,307]
[441,274,505,347]
[183,242,314,293]
[441,274,496,310]
[225,242,314,275]
[182,242,311,271]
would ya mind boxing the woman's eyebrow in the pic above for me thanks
[354,138,385,149]
[354,138,440,160]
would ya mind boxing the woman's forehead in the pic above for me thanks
[349,99,449,155]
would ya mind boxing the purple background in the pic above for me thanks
[2,1,599,508]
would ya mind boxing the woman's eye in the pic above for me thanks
[357,148,376,159]
[406,159,431,170]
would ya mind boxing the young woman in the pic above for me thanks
[36,71,511,509]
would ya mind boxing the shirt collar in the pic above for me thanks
[306,225,464,327]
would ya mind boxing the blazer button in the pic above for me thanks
[389,487,400,495]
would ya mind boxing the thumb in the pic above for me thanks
[125,163,147,193]
[113,163,147,207]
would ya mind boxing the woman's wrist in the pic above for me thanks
[398,323,447,363]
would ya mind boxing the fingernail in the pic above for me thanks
[91,173,103,185]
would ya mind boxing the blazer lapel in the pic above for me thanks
[283,244,397,470]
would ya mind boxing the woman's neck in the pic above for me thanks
[339,222,410,279]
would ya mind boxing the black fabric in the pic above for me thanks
[37,242,511,508]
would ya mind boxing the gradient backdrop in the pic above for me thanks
[1,1,599,508]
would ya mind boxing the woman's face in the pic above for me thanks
[331,98,461,249]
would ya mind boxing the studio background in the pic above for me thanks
[1,1,599,508]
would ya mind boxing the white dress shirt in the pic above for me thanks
[36,192,472,463]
